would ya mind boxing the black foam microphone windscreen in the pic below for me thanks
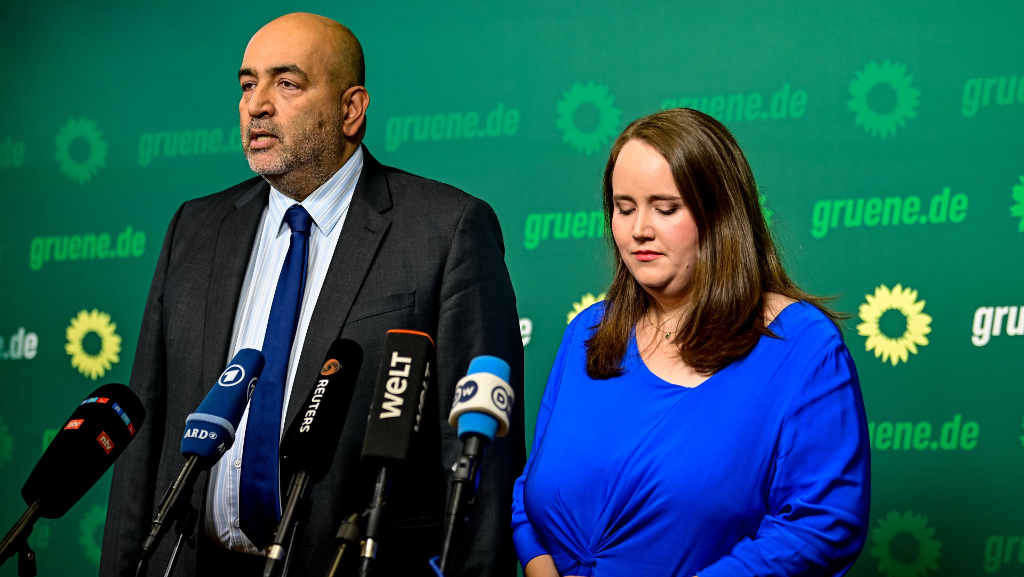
[22,383,145,518]
[280,338,363,481]
[361,330,434,464]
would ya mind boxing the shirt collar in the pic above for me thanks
[267,145,364,236]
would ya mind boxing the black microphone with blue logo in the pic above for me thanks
[135,348,264,577]
[438,355,514,574]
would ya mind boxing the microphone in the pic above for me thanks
[439,356,514,574]
[263,339,363,577]
[135,349,264,575]
[1,383,145,566]
[358,329,434,577]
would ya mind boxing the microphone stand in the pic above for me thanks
[439,436,484,574]
[160,505,197,577]
[263,472,310,577]
[0,502,39,577]
[136,456,201,577]
[278,518,301,577]
[324,512,361,577]
[358,467,390,577]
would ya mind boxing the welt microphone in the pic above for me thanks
[1,383,145,566]
[262,339,363,577]
[135,349,264,576]
[439,356,515,573]
[357,329,434,577]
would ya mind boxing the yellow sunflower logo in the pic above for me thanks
[857,284,931,366]
[65,309,122,380]
[567,292,606,324]
[869,511,941,577]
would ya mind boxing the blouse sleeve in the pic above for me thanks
[511,307,585,566]
[698,335,871,577]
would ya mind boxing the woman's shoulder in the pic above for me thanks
[767,295,844,350]
[558,299,607,347]
[568,299,607,329]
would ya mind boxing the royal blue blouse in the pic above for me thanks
[512,301,869,576]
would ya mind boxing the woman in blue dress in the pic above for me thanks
[512,109,870,577]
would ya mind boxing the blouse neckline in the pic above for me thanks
[629,301,804,390]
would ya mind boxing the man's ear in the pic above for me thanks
[341,85,369,139]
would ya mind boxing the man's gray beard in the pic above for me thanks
[245,126,333,177]
[246,149,294,175]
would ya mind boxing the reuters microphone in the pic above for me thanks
[136,349,264,576]
[358,329,434,577]
[0,383,145,567]
[439,356,514,573]
[263,339,363,577]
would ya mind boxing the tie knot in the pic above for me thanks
[283,205,312,236]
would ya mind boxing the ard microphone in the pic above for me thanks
[263,339,363,577]
[136,349,264,575]
[358,330,434,577]
[1,383,145,565]
[439,356,514,573]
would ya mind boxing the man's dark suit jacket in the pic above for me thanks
[100,150,525,577]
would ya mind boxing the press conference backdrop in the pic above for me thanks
[1,1,1021,575]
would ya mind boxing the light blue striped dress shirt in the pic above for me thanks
[204,146,364,552]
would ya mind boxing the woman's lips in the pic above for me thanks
[633,251,662,262]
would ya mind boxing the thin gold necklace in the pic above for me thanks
[646,313,683,341]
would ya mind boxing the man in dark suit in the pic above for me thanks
[100,12,524,577]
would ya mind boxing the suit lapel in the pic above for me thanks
[285,153,393,426]
[202,179,269,386]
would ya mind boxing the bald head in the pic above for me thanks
[238,12,370,200]
[247,12,364,91]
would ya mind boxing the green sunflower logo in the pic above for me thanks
[0,418,13,468]
[41,428,58,455]
[66,309,122,380]
[869,511,941,577]
[79,505,106,566]
[848,61,920,138]
[29,520,52,551]
[556,82,622,155]
[857,284,932,366]
[1011,176,1024,232]
[55,117,108,184]
[567,292,606,324]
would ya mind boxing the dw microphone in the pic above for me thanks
[263,339,363,577]
[439,356,514,573]
[136,349,264,576]
[357,330,434,577]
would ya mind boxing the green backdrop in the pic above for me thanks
[1,1,1022,575]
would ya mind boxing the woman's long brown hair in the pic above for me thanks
[585,108,839,379]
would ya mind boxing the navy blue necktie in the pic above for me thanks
[239,204,312,548]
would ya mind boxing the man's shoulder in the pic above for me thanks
[181,175,266,211]
[375,161,483,214]
[166,176,267,231]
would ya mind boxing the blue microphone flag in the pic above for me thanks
[181,348,264,460]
